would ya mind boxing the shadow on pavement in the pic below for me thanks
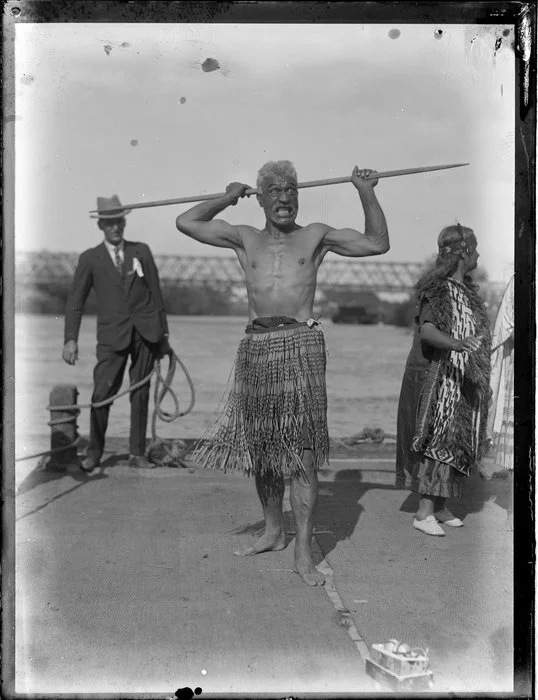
[16,465,109,521]
[17,460,107,496]
[232,469,400,558]
[315,470,399,557]
[16,446,133,496]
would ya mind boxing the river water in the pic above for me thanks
[13,314,413,454]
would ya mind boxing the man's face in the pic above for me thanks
[98,217,126,246]
[257,176,299,229]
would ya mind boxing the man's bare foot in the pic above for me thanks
[233,530,286,557]
[500,513,513,531]
[293,555,325,586]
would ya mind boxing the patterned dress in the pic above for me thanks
[396,278,491,498]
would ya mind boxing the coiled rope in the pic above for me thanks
[331,427,395,447]
[15,347,195,467]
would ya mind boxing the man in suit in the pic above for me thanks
[62,195,170,471]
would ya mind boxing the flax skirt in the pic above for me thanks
[191,324,329,479]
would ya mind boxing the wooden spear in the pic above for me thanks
[89,162,469,215]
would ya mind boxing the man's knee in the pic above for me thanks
[301,447,315,468]
[93,351,125,393]
[92,378,119,403]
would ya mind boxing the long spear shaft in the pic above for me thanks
[89,162,469,214]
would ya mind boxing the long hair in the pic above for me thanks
[415,224,478,296]
[256,160,298,191]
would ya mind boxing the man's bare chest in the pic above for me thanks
[241,233,319,276]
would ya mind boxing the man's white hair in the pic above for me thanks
[256,160,298,191]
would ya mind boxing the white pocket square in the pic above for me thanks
[131,257,144,277]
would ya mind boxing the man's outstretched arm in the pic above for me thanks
[175,182,250,249]
[321,167,390,258]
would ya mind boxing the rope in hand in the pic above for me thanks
[15,347,196,465]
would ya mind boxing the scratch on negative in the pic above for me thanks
[518,8,533,107]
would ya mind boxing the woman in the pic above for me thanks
[487,273,515,530]
[396,224,492,536]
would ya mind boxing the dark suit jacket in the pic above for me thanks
[64,240,168,351]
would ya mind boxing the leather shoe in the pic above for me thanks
[128,454,156,469]
[413,515,445,536]
[81,456,99,473]
[441,517,464,528]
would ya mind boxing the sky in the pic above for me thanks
[14,22,515,281]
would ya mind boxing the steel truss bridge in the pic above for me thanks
[16,251,424,293]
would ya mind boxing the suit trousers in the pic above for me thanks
[88,327,159,460]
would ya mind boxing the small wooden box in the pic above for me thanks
[366,658,434,691]
[370,643,430,676]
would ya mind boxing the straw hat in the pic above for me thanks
[90,195,132,219]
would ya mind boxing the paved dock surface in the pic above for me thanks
[12,444,514,696]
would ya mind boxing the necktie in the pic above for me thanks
[114,246,124,277]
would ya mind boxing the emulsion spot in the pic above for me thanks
[388,29,401,40]
[434,29,444,40]
[503,28,510,37]
[179,96,186,104]
[121,42,129,48]
[130,139,138,147]
[175,688,195,700]
[202,57,220,73]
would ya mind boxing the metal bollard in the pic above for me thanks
[47,384,80,471]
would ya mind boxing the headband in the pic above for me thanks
[439,224,475,257]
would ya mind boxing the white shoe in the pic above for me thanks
[413,515,445,536]
[441,517,464,527]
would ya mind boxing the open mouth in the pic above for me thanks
[275,207,293,217]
